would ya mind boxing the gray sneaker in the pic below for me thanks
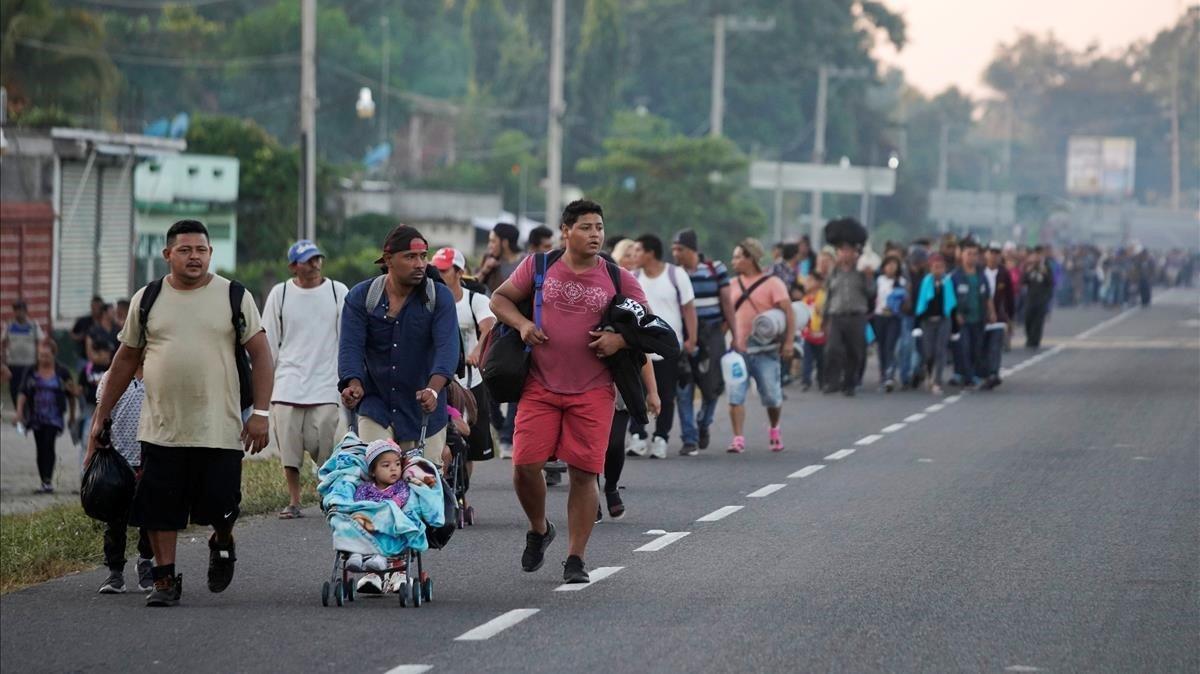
[98,570,126,594]
[136,558,154,592]
[146,574,182,607]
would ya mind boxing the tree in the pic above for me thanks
[567,0,622,167]
[578,110,765,256]
[1,0,118,124]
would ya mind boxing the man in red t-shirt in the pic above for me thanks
[491,200,647,584]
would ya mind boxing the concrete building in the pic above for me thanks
[0,127,184,328]
[338,180,502,257]
[133,154,240,286]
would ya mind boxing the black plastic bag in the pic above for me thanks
[80,420,136,523]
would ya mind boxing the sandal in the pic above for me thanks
[605,490,625,520]
[277,505,303,519]
[726,436,745,454]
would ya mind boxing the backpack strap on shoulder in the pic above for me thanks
[137,277,165,348]
[424,277,438,314]
[365,275,387,315]
[229,280,247,343]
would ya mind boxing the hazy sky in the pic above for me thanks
[875,0,1186,97]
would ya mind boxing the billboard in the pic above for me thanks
[1066,136,1136,198]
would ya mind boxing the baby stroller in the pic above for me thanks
[444,420,475,529]
[317,416,458,608]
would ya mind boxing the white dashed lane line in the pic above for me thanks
[824,449,855,461]
[855,434,883,446]
[696,505,743,522]
[554,567,623,592]
[925,403,945,412]
[881,423,906,433]
[454,609,540,641]
[747,483,787,498]
[943,394,962,403]
[384,666,433,674]
[635,531,691,552]
[788,465,826,478]
[903,413,926,423]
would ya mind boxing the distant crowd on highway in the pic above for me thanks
[1,203,1196,606]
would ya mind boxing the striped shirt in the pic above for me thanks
[685,258,730,324]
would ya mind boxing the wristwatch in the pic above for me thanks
[251,409,270,418]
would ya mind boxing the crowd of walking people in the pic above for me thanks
[0,204,1192,607]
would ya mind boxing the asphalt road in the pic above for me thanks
[3,290,1197,674]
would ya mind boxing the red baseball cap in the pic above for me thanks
[374,225,429,264]
[432,247,466,272]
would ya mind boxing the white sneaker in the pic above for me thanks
[626,434,648,457]
[356,574,383,594]
[499,442,513,460]
[649,436,668,459]
[383,571,407,593]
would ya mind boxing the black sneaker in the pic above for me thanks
[605,490,625,520]
[521,520,556,572]
[136,558,154,592]
[207,536,236,593]
[146,574,182,607]
[98,570,126,594]
[544,469,562,487]
[698,427,710,450]
[595,505,603,524]
[562,555,589,584]
[679,442,699,457]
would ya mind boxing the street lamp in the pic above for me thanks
[888,152,900,170]
[356,87,376,119]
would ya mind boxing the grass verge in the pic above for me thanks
[0,458,319,594]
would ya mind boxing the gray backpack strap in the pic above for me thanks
[365,275,387,315]
[668,263,682,306]
[424,277,437,313]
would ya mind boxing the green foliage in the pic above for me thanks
[0,459,317,594]
[9,104,77,128]
[578,112,765,256]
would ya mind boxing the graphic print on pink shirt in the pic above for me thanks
[508,254,647,395]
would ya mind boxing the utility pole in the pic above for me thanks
[809,65,828,245]
[709,15,726,137]
[545,0,565,226]
[299,0,316,242]
[710,16,773,138]
[937,120,949,233]
[380,15,390,146]
[1169,36,1181,211]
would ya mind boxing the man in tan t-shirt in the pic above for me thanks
[88,219,274,608]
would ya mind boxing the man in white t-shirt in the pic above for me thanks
[432,247,496,469]
[261,240,349,519]
[629,234,697,458]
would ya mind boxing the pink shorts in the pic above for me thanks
[512,379,615,475]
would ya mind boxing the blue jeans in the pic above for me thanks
[801,342,824,387]
[957,321,986,383]
[872,315,901,383]
[677,379,718,445]
[897,315,916,385]
[728,352,783,408]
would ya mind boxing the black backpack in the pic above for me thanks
[138,277,254,411]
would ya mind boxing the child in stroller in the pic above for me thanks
[317,433,446,606]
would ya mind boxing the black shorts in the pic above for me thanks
[467,383,495,462]
[132,443,243,531]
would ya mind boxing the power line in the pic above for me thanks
[16,38,297,69]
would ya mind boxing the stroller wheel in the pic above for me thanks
[456,507,465,530]
[398,584,407,607]
[465,506,475,526]
[321,581,330,607]
[345,580,354,602]
[333,579,344,607]
[422,577,434,602]
[410,578,422,608]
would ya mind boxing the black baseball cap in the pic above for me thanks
[374,225,429,264]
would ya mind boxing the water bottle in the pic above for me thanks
[721,351,748,388]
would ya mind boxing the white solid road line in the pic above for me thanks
[925,403,945,412]
[455,609,540,641]
[747,483,788,498]
[824,449,855,461]
[789,465,826,478]
[904,413,927,423]
[881,423,906,433]
[696,505,743,522]
[554,566,623,592]
[635,531,691,552]
[384,666,433,674]
[856,434,883,446]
